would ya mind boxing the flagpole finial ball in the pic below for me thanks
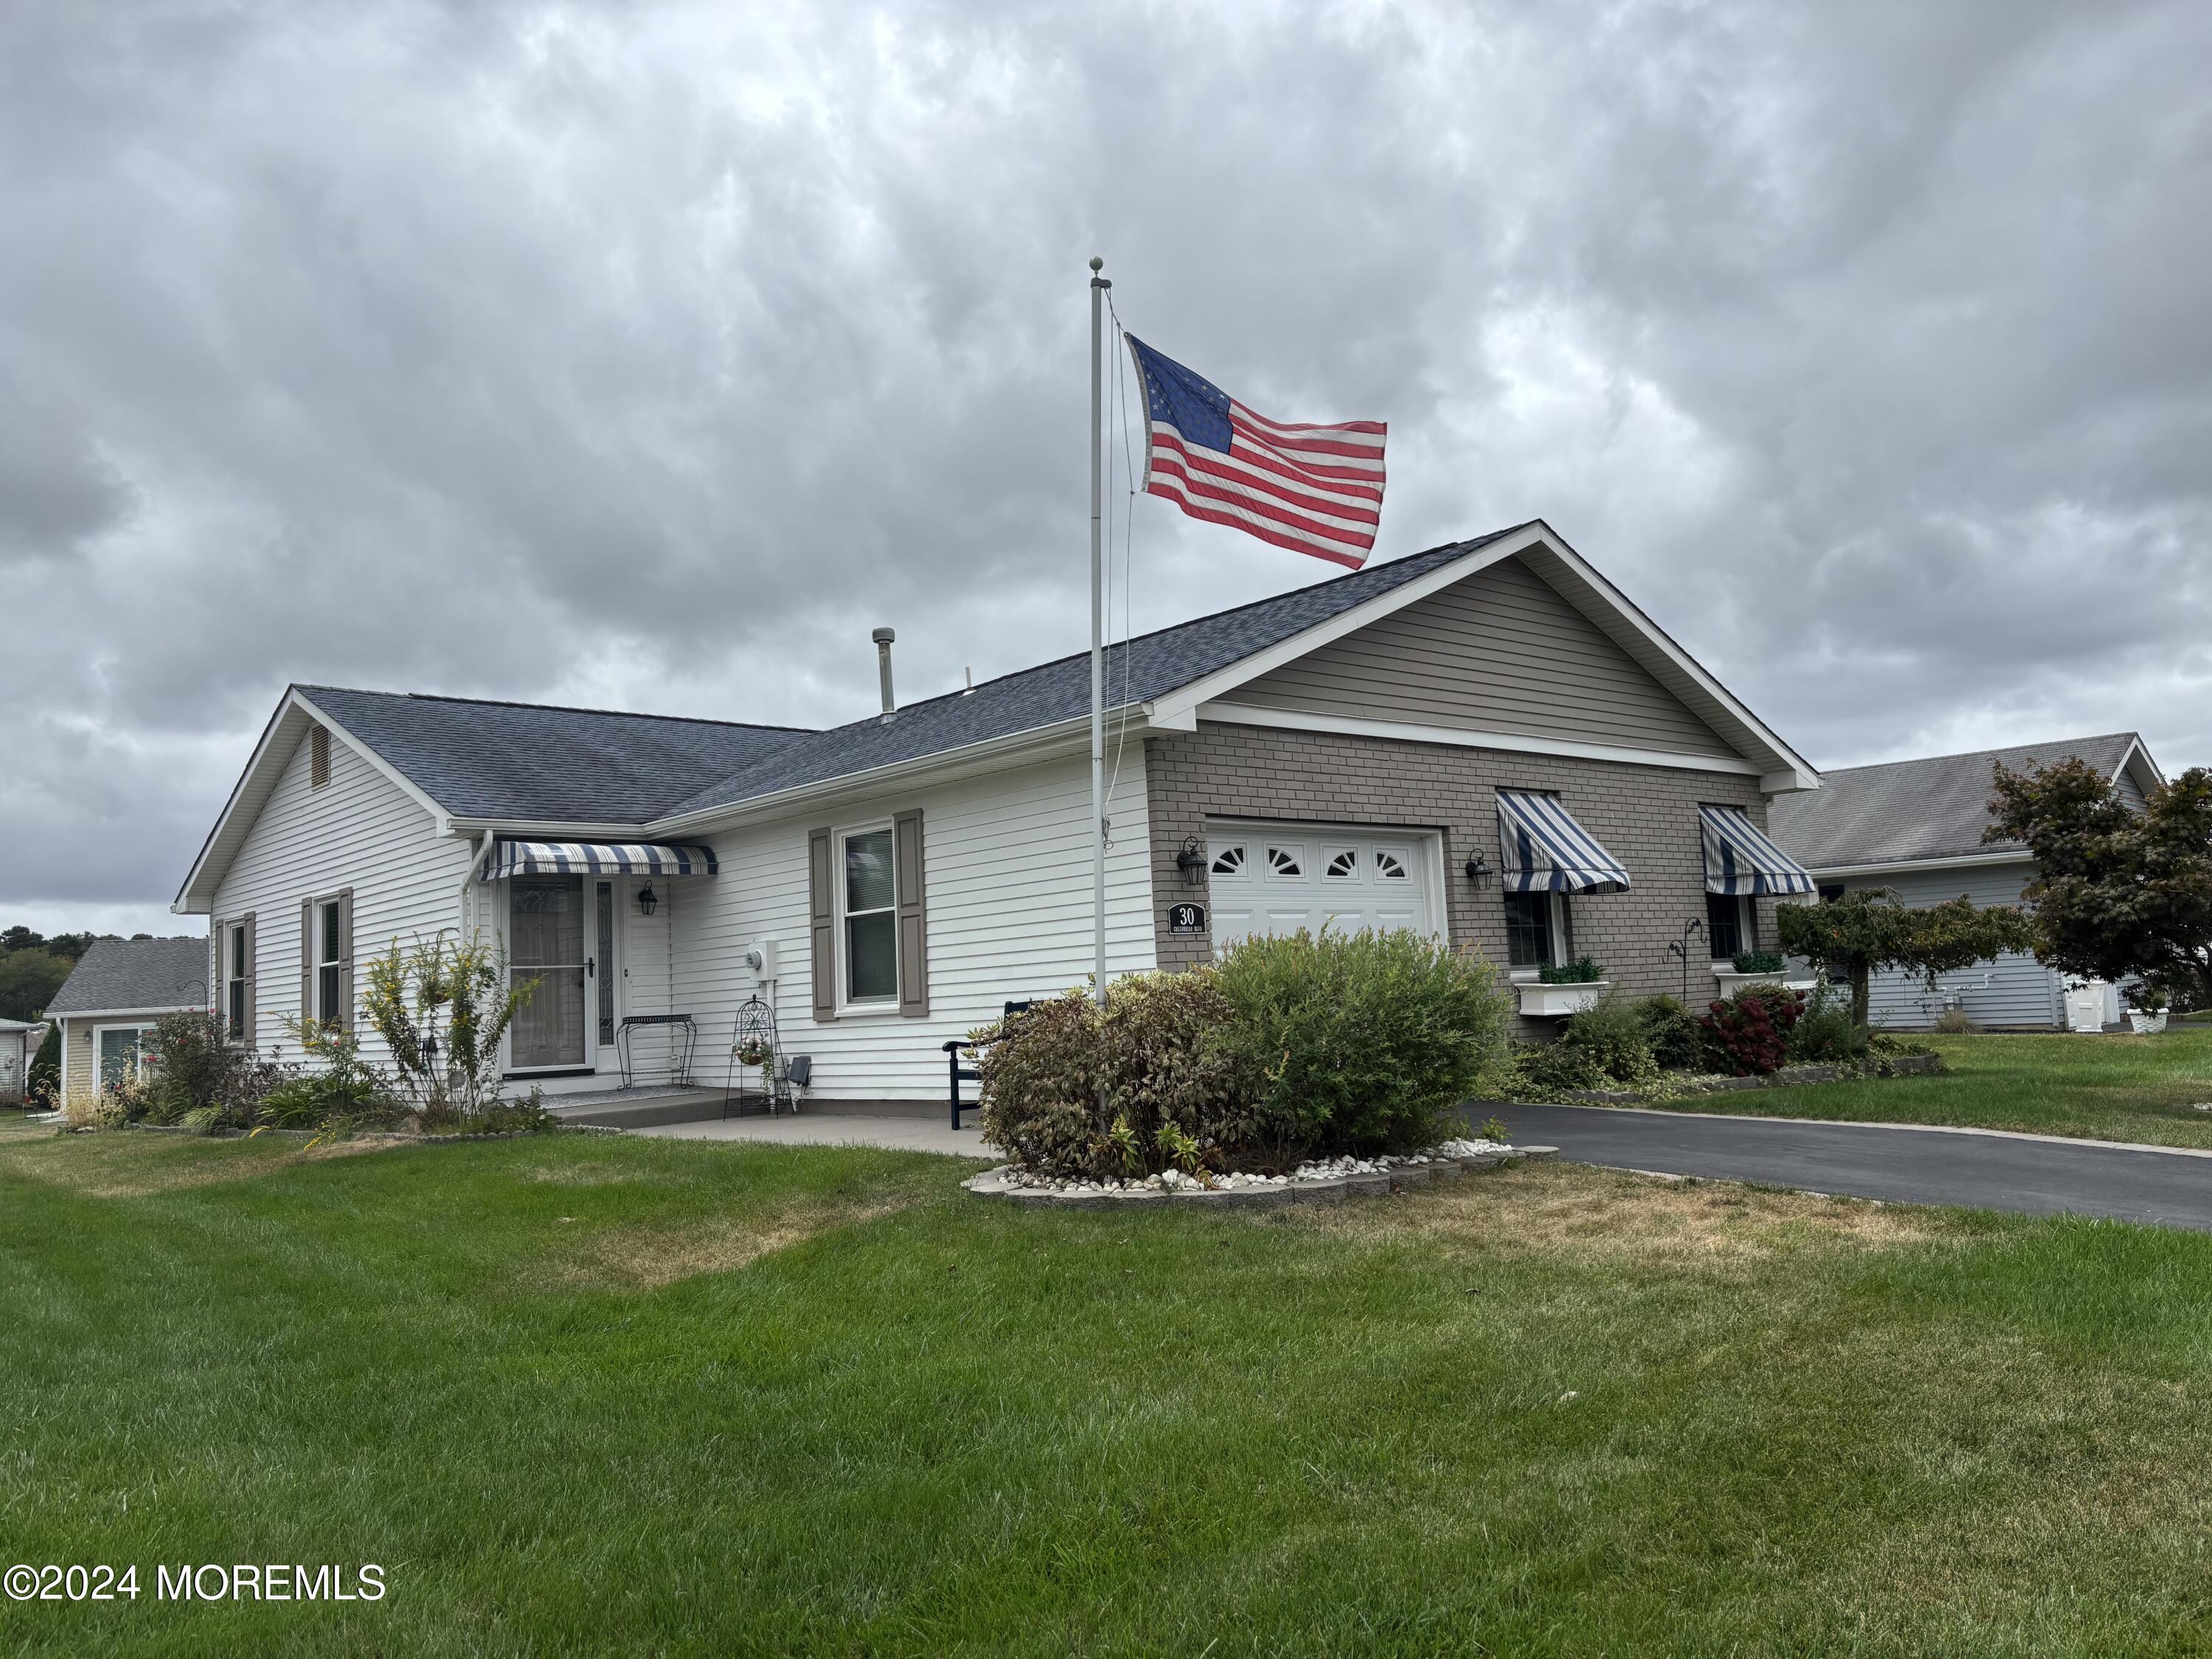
[1088,255,1103,271]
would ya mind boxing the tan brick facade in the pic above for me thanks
[1144,722,1775,1028]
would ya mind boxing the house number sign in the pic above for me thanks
[1166,902,1208,935]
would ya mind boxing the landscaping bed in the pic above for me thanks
[1551,1052,1942,1106]
[965,1138,1557,1208]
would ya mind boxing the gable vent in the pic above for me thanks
[310,724,331,790]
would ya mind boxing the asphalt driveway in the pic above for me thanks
[1480,1102,2212,1233]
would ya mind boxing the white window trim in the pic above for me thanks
[835,821,901,1016]
[226,922,250,1042]
[1707,892,1757,970]
[312,895,344,1029]
[1504,891,1574,981]
[501,874,596,1076]
[92,1022,157,1092]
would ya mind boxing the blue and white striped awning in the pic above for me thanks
[1699,804,1814,897]
[1496,790,1631,894]
[479,840,719,881]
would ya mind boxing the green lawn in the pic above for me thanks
[5,1128,2212,1655]
[1638,1024,2212,1150]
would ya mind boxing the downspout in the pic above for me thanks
[460,832,492,940]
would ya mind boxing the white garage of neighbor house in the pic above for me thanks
[1768,732,2164,1031]
[173,520,1821,1105]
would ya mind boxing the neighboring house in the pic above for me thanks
[1769,733,2164,1031]
[43,938,211,1104]
[0,1017,40,1102]
[173,520,1822,1103]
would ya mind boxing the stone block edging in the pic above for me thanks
[964,1147,1559,1210]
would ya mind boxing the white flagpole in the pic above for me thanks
[1088,254,1110,1008]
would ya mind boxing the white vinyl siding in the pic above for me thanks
[206,723,472,1068]
[674,751,1156,1101]
[1823,860,2063,1030]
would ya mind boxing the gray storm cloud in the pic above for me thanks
[1,0,2205,932]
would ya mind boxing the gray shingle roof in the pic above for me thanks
[660,525,1533,818]
[302,525,1531,827]
[1767,733,2143,871]
[44,937,210,1017]
[295,687,814,823]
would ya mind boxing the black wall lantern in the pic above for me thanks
[1175,835,1208,887]
[1463,852,1494,890]
[636,883,659,917]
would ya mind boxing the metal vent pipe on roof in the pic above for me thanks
[872,627,896,721]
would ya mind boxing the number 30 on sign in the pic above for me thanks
[1166,902,1208,936]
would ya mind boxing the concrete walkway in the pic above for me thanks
[1484,1102,2212,1233]
[630,1113,990,1158]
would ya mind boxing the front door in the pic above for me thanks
[509,875,591,1070]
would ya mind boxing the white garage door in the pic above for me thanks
[1206,823,1441,950]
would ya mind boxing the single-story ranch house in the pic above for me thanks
[44,937,212,1105]
[173,520,1823,1104]
[1768,732,2163,1031]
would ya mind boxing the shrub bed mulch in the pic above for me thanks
[1520,1051,1943,1108]
[965,1141,1559,1210]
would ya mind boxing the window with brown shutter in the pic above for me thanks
[893,809,928,1018]
[807,827,837,1023]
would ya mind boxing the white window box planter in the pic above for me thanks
[2129,1009,2168,1034]
[1712,969,1818,1001]
[1517,980,1609,1017]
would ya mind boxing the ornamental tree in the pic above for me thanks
[1986,757,2212,1012]
[1775,888,2037,1030]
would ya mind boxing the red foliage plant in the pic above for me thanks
[1699,985,1806,1077]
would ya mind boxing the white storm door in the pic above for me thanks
[509,874,590,1070]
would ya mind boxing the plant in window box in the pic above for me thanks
[1731,949,1786,975]
[1537,956,1604,984]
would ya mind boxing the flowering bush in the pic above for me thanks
[1699,984,1805,1075]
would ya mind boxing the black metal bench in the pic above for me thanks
[942,1001,1032,1130]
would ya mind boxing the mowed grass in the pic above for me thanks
[1639,1024,2212,1150]
[6,1129,2212,1655]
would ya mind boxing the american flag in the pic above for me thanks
[1126,334,1386,568]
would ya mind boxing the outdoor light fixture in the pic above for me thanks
[1463,852,1493,890]
[636,883,659,917]
[1175,835,1208,887]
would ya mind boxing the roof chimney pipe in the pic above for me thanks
[872,626,897,721]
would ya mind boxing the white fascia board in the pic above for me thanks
[2113,734,2167,796]
[1513,529,1823,787]
[1762,769,1820,794]
[174,689,456,914]
[1141,524,1546,729]
[1196,702,1764,776]
[1804,850,2034,879]
[441,818,661,841]
[54,1004,206,1022]
[644,714,1104,839]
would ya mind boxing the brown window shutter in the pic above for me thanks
[808,827,838,1022]
[300,899,316,1030]
[209,924,223,1020]
[337,888,355,1034]
[893,809,929,1018]
[243,913,257,1047]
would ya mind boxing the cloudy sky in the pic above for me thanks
[4,0,2208,937]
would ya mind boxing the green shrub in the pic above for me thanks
[1505,1037,1610,1099]
[142,1009,293,1130]
[1537,956,1604,984]
[1934,1005,1976,1034]
[1632,995,1708,1071]
[1787,980,1867,1063]
[1732,949,1786,975]
[1556,994,1657,1084]
[258,1067,404,1130]
[1213,928,1513,1158]
[980,931,1512,1176]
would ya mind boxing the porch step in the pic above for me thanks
[551,1091,726,1130]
